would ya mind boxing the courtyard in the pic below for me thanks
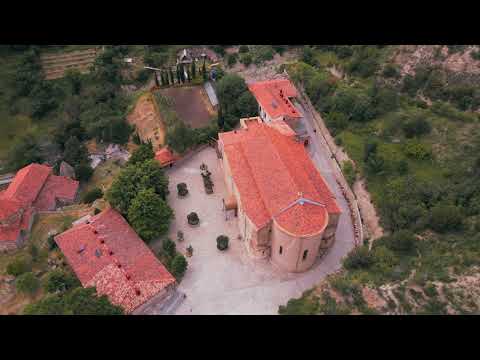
[161,144,355,315]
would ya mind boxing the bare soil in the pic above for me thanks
[127,92,167,151]
[159,86,215,128]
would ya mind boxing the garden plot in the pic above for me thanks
[159,86,216,129]
[127,92,167,151]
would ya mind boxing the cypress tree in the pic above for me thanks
[191,61,196,79]
[202,60,208,81]
[217,105,224,129]
[159,71,165,86]
[176,66,182,84]
[187,68,192,82]
[169,68,175,84]
[179,64,185,83]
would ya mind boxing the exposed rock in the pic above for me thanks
[59,161,75,179]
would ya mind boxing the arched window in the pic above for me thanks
[279,246,283,255]
[302,250,308,261]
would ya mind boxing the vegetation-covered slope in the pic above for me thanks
[280,45,480,315]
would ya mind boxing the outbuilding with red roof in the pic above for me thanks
[248,79,302,128]
[55,208,177,314]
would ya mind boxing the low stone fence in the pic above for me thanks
[288,74,363,247]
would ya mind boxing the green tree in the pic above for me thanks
[23,293,66,315]
[65,69,82,95]
[107,159,169,214]
[167,121,196,154]
[170,254,188,279]
[162,238,176,258]
[191,61,196,79]
[64,287,124,315]
[7,257,32,277]
[202,60,208,81]
[127,188,174,242]
[74,163,94,182]
[169,68,175,84]
[16,272,40,295]
[63,136,89,167]
[7,134,44,171]
[44,269,81,293]
[429,205,463,233]
[343,246,374,270]
[82,188,104,204]
[402,117,432,138]
[127,141,154,165]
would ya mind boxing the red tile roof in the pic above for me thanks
[33,175,79,211]
[248,79,302,120]
[155,147,180,167]
[3,164,51,205]
[0,163,79,243]
[54,208,176,313]
[219,119,341,237]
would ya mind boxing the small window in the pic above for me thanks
[279,246,283,255]
[302,250,308,261]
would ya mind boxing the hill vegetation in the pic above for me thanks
[280,45,480,315]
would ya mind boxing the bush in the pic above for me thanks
[47,235,58,251]
[384,230,416,254]
[343,246,374,270]
[162,238,176,259]
[7,257,32,277]
[16,272,40,295]
[403,140,432,160]
[429,204,463,233]
[216,235,229,251]
[44,269,80,293]
[82,188,103,204]
[402,117,432,138]
[170,254,188,279]
[382,64,401,79]
[187,212,200,226]
[177,183,188,197]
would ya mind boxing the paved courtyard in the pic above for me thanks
[162,141,355,315]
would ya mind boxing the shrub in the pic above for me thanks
[403,140,432,160]
[16,272,40,295]
[82,188,103,204]
[170,254,188,279]
[429,204,463,233]
[177,183,188,197]
[187,212,200,226]
[343,246,374,270]
[162,238,176,258]
[402,117,432,138]
[44,269,80,293]
[384,230,416,254]
[382,64,401,78]
[216,235,229,251]
[177,230,184,242]
[7,257,32,277]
